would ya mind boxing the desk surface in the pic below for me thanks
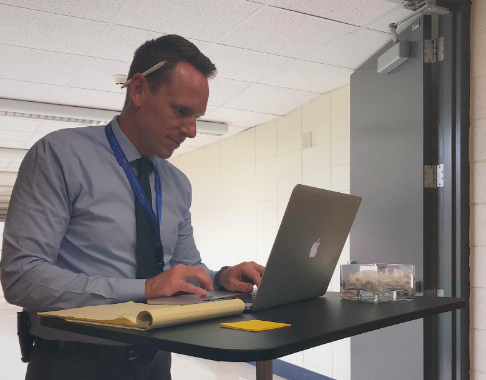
[40,292,465,362]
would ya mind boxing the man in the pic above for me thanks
[0,34,264,379]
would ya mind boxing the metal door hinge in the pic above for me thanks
[424,164,444,188]
[424,37,444,63]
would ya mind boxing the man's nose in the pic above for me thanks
[180,119,197,139]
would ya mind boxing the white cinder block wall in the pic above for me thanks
[470,1,486,379]
[170,85,351,380]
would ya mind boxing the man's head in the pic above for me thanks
[120,35,217,159]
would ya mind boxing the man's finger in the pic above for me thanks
[253,263,265,275]
[180,282,208,296]
[239,282,254,293]
[180,266,214,292]
[242,267,263,287]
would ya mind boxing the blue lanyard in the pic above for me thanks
[105,123,164,273]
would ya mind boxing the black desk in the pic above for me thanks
[41,293,466,380]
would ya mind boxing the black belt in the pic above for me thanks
[33,337,157,362]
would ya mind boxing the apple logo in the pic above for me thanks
[309,237,321,258]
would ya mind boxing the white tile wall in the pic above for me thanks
[471,1,486,378]
[237,142,256,165]
[170,85,351,379]
[256,178,278,203]
[277,150,301,178]
[302,142,331,172]
[256,156,278,182]
[256,134,277,161]
[256,119,277,140]
[303,168,332,191]
[277,125,302,155]
[331,137,350,167]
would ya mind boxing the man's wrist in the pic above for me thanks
[214,266,230,289]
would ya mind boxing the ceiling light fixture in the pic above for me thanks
[0,98,228,137]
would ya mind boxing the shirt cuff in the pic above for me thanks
[115,279,146,303]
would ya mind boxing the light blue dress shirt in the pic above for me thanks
[0,117,215,342]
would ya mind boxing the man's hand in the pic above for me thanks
[218,261,265,293]
[144,264,214,300]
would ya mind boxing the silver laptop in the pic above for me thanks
[148,185,361,311]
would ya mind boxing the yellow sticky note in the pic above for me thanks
[221,320,291,332]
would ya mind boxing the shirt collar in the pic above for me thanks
[110,116,156,164]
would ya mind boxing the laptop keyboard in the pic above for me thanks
[203,289,257,303]
[231,292,256,303]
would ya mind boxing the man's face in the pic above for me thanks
[136,61,209,159]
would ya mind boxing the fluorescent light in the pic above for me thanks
[0,98,117,123]
[196,121,228,136]
[0,98,228,136]
[0,148,28,158]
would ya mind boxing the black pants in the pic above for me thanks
[25,342,172,380]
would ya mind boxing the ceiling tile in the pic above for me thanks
[203,107,276,128]
[0,140,25,149]
[0,117,41,132]
[366,6,417,33]
[23,132,47,149]
[69,57,130,93]
[59,88,125,111]
[0,161,11,171]
[88,25,161,63]
[6,157,22,172]
[219,7,356,59]
[259,61,353,93]
[114,0,261,42]
[0,45,81,86]
[88,24,211,63]
[0,0,126,22]
[304,28,391,69]
[226,125,248,137]
[204,44,296,82]
[271,0,397,26]
[0,79,64,103]
[0,5,106,55]
[1,130,32,142]
[182,135,220,148]
[207,77,251,107]
[0,171,17,185]
[187,39,213,55]
[37,121,79,134]
[223,83,318,115]
[203,105,217,115]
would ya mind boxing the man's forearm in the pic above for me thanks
[1,240,145,311]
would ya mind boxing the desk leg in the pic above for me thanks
[256,360,272,380]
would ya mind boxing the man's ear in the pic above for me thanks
[128,73,147,108]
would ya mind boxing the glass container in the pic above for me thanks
[340,263,415,303]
